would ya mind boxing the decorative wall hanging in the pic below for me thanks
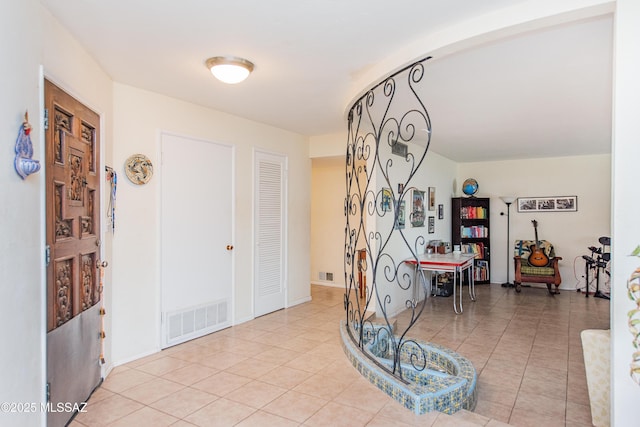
[105,166,117,233]
[428,216,435,233]
[395,201,406,230]
[517,196,577,212]
[410,189,425,227]
[124,154,153,185]
[381,188,392,212]
[14,110,41,179]
[428,186,436,210]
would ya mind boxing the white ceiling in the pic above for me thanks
[39,0,613,162]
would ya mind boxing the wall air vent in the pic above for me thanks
[391,141,408,157]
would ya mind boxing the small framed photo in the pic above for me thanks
[428,216,435,233]
[395,200,406,230]
[437,204,444,220]
[381,188,392,212]
[428,187,436,211]
[517,196,577,212]
[410,189,425,227]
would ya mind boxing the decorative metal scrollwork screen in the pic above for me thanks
[344,56,434,381]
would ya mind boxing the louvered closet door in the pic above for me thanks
[254,151,287,317]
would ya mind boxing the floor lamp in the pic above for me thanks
[500,196,517,288]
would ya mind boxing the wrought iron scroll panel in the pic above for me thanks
[344,57,434,381]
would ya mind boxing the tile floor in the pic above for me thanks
[71,284,609,427]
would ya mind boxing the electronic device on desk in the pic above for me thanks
[581,236,611,300]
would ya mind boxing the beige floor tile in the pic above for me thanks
[293,373,353,400]
[191,350,248,370]
[106,406,179,427]
[191,371,252,396]
[376,400,440,426]
[224,357,281,379]
[234,410,300,427]
[303,401,374,427]
[284,353,334,373]
[134,355,192,376]
[74,394,144,426]
[332,378,389,413]
[119,377,185,405]
[125,351,165,368]
[473,399,513,424]
[148,386,217,418]
[258,365,313,389]
[262,390,328,423]
[513,390,566,419]
[183,398,256,427]
[509,407,566,427]
[565,400,594,425]
[86,386,114,404]
[224,380,288,409]
[161,363,217,386]
[83,284,611,427]
[100,369,155,393]
[365,415,417,426]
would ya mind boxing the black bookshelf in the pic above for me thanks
[452,197,491,284]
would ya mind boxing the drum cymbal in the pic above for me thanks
[599,236,611,246]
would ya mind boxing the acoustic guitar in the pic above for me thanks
[528,220,550,267]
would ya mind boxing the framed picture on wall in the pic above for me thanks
[410,189,425,227]
[395,200,406,230]
[517,196,578,212]
[428,216,435,233]
[381,188,392,212]
[437,204,444,220]
[428,187,436,211]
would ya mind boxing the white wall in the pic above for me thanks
[0,2,46,426]
[111,84,311,364]
[611,0,640,424]
[0,2,114,426]
[311,156,345,287]
[458,154,611,290]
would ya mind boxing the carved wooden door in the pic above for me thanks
[45,80,102,427]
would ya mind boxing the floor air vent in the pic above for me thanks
[165,299,229,347]
[318,272,334,282]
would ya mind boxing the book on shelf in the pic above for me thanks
[461,242,485,258]
[460,206,487,219]
[460,225,488,238]
[475,260,489,281]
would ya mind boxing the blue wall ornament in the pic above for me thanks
[14,110,41,179]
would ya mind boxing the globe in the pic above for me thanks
[462,178,478,196]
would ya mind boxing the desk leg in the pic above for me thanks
[453,267,462,314]
[468,265,476,301]
[412,265,418,304]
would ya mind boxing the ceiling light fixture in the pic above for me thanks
[205,56,254,84]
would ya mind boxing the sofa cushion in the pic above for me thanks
[519,265,556,276]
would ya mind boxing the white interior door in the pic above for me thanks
[254,151,287,317]
[160,133,234,348]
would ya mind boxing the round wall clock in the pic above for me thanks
[124,154,153,185]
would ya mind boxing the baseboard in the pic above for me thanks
[311,280,343,288]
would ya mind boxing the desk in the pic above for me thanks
[405,253,476,314]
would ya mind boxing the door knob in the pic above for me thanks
[96,260,108,268]
[226,245,234,251]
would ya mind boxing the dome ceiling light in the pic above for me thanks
[205,56,254,84]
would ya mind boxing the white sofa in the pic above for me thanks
[581,329,610,427]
